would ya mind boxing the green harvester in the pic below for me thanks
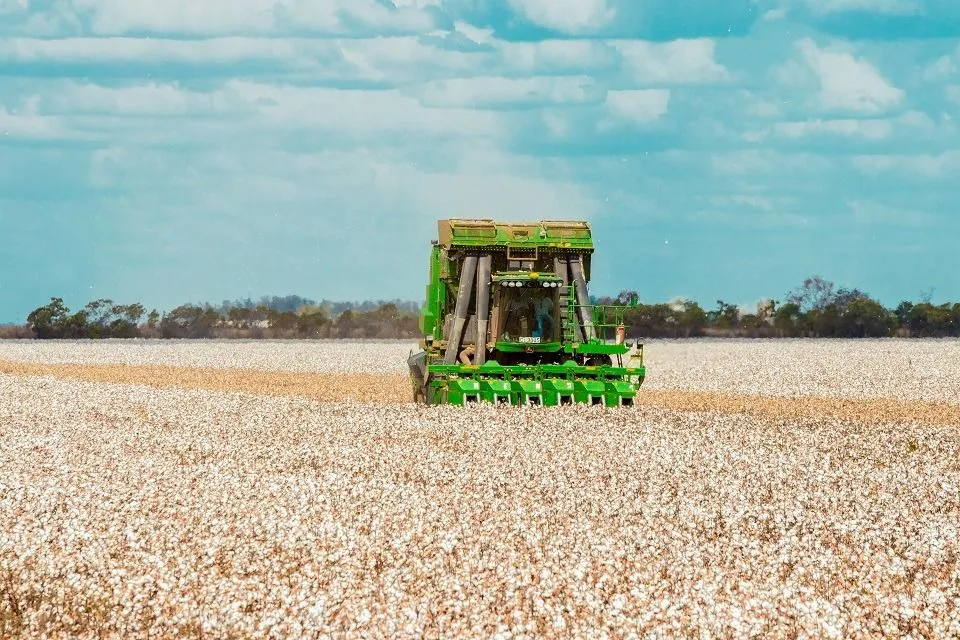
[407,219,646,407]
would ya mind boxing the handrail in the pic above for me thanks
[561,285,633,344]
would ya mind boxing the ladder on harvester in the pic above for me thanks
[561,284,580,344]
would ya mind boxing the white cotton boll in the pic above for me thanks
[0,341,958,637]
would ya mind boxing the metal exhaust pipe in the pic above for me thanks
[569,254,595,341]
[444,255,478,364]
[555,256,583,342]
[475,254,491,365]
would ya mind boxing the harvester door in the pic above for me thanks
[496,286,560,343]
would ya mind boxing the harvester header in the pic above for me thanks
[436,219,595,252]
[408,218,645,407]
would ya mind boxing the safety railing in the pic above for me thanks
[562,285,634,345]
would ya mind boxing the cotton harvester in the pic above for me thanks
[407,219,645,406]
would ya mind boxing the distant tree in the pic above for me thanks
[160,305,221,339]
[616,290,640,306]
[907,303,954,337]
[59,308,91,339]
[676,300,707,336]
[772,302,802,336]
[335,309,356,338]
[739,314,763,331]
[624,303,683,338]
[297,310,331,338]
[833,287,870,310]
[894,301,914,330]
[786,275,837,312]
[227,306,252,329]
[756,299,777,324]
[268,309,298,333]
[840,297,892,337]
[26,297,70,339]
[118,303,145,325]
[712,300,740,329]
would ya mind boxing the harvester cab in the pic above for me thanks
[407,219,645,407]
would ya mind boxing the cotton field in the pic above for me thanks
[2,338,959,403]
[1,341,959,638]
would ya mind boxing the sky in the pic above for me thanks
[2,0,959,322]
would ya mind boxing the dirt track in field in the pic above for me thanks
[2,359,958,427]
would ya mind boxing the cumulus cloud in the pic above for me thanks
[0,0,30,16]
[0,36,343,67]
[801,0,923,15]
[506,0,615,34]
[0,101,76,140]
[924,47,959,82]
[603,90,671,125]
[852,151,960,178]
[763,111,935,141]
[414,75,605,109]
[8,79,508,146]
[615,39,730,85]
[44,81,245,116]
[775,118,894,140]
[947,86,960,107]
[847,199,936,227]
[68,0,435,36]
[792,38,904,114]
[0,35,620,86]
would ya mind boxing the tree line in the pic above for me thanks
[602,276,960,338]
[15,295,421,340]
[6,276,960,340]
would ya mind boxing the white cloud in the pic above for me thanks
[847,199,935,227]
[12,79,506,144]
[924,54,958,82]
[709,150,834,176]
[0,0,29,16]
[795,38,904,114]
[775,118,894,140]
[89,142,599,246]
[615,39,731,85]
[82,141,602,305]
[68,0,434,36]
[414,75,605,109]
[852,151,960,178]
[393,0,442,8]
[0,35,618,86]
[45,81,244,116]
[398,145,600,219]
[214,81,505,139]
[709,194,776,211]
[0,36,340,66]
[802,0,922,15]
[507,0,615,34]
[603,90,670,125]
[453,20,494,45]
[749,110,935,142]
[541,111,571,138]
[500,39,620,75]
[0,104,74,140]
[947,86,960,107]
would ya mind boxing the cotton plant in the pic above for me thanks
[1,362,958,639]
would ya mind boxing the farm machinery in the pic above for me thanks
[407,219,646,406]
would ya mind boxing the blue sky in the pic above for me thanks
[2,0,959,322]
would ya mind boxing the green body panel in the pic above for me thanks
[437,219,595,252]
[494,341,562,353]
[409,218,646,407]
